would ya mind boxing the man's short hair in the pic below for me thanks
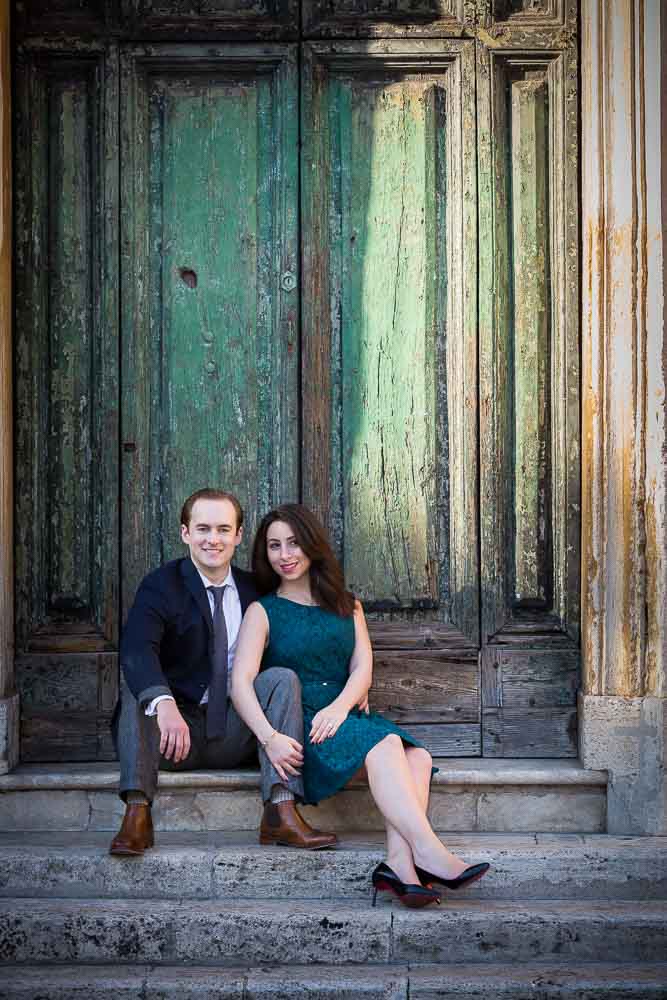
[180,489,244,530]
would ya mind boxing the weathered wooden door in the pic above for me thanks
[300,39,482,754]
[13,0,579,762]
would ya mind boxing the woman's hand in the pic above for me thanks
[309,701,349,744]
[264,731,304,783]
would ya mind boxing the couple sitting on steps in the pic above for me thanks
[111,488,490,908]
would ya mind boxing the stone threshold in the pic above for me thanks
[0,758,608,791]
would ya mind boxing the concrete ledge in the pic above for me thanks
[0,761,608,834]
[0,758,608,791]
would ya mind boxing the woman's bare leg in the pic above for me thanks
[384,747,432,883]
[365,734,469,880]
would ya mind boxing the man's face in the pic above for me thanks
[181,498,243,578]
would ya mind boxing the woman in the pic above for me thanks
[231,504,489,908]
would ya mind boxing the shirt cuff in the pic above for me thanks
[145,694,175,717]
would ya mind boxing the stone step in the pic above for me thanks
[2,963,667,1000]
[0,760,608,834]
[1,832,665,902]
[1,898,665,967]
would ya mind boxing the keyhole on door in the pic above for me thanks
[179,267,197,289]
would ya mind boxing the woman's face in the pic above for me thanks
[266,519,312,583]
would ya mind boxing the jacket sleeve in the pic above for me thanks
[120,577,173,706]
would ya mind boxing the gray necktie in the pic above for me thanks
[206,585,228,740]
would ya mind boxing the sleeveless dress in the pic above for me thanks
[258,592,427,805]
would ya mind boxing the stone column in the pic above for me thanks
[580,0,667,833]
[0,0,17,774]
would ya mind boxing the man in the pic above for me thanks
[110,487,337,855]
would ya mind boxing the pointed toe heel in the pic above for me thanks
[415,861,490,891]
[371,862,441,909]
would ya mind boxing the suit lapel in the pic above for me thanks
[180,558,214,634]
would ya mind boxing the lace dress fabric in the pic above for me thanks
[259,593,427,805]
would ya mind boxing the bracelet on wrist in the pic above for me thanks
[260,729,277,748]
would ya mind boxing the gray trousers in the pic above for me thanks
[114,667,304,804]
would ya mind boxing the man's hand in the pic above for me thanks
[156,700,191,763]
[264,732,303,783]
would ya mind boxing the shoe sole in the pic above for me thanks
[259,836,338,850]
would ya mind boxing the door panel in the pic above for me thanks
[303,1,472,37]
[120,0,298,38]
[302,41,480,754]
[477,3,580,755]
[121,45,299,609]
[14,44,120,760]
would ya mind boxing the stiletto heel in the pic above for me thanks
[372,887,378,907]
[371,862,441,909]
[415,862,490,890]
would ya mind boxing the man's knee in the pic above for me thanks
[256,666,301,694]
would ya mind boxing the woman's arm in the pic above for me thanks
[309,601,373,744]
[230,602,303,782]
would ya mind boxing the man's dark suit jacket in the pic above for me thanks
[120,556,259,708]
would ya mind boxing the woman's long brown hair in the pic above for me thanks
[252,504,356,617]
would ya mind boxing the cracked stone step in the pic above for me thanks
[1,832,665,902]
[0,899,665,967]
[0,761,608,834]
[1,963,667,999]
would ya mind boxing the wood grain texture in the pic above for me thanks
[14,45,119,653]
[13,42,119,762]
[20,710,116,762]
[477,43,579,643]
[371,650,480,723]
[303,0,470,37]
[406,722,480,756]
[511,76,551,605]
[481,647,578,756]
[302,40,479,646]
[121,44,299,610]
[120,0,298,39]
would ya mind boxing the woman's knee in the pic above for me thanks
[367,732,403,762]
[407,746,433,771]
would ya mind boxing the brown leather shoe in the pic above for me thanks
[259,800,338,850]
[109,803,154,856]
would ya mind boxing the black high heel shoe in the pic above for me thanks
[415,861,490,890]
[371,862,441,909]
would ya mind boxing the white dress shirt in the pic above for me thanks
[145,564,243,716]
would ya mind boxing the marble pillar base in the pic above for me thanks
[579,692,667,835]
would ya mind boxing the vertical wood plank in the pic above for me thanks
[511,76,551,604]
[301,44,333,536]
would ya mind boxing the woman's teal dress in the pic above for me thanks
[259,593,427,805]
